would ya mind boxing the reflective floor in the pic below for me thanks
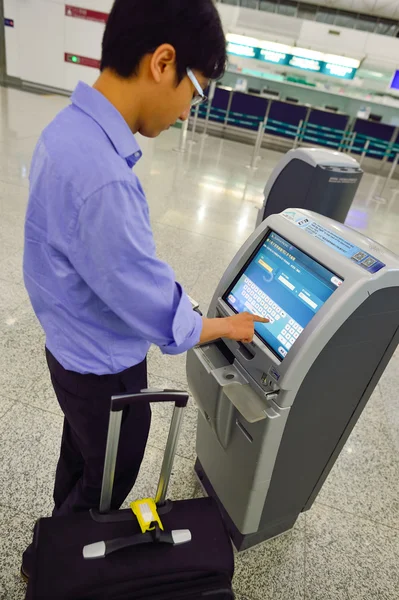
[0,86,398,600]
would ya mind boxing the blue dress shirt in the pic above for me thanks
[23,82,202,375]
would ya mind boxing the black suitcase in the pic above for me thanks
[26,390,235,599]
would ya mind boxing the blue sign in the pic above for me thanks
[228,44,357,80]
[390,69,399,91]
[287,56,321,72]
[258,48,288,66]
[4,18,14,27]
[288,216,385,274]
[262,52,356,80]
[320,62,355,79]
[227,42,257,60]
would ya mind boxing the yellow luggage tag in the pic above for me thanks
[130,498,164,533]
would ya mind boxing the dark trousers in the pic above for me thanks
[46,348,151,516]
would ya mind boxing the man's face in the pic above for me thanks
[138,68,208,138]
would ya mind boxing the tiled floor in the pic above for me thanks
[0,85,398,600]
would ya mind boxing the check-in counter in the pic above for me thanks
[191,88,399,162]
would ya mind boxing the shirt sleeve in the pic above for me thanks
[68,179,202,355]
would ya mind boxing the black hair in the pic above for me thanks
[101,0,226,82]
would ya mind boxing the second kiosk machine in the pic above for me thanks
[256,149,363,227]
[187,209,399,551]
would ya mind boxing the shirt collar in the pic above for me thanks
[71,81,142,167]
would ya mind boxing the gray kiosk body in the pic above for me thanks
[187,210,399,551]
[256,149,363,227]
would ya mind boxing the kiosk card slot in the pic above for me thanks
[237,342,255,361]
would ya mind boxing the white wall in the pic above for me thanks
[219,5,301,45]
[3,0,18,78]
[297,21,367,58]
[4,0,112,90]
[284,0,399,20]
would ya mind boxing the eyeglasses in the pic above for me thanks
[186,68,207,107]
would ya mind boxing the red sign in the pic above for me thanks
[65,53,101,69]
[65,5,108,24]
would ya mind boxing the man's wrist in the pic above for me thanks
[220,316,232,340]
[199,316,233,344]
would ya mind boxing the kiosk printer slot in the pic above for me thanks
[187,209,399,551]
[256,149,363,227]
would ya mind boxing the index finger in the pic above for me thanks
[252,315,269,323]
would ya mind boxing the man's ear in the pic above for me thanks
[150,44,177,83]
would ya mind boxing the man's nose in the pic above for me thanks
[179,107,191,121]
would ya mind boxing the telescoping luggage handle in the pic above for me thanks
[99,390,189,514]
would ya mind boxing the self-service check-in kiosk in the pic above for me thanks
[256,149,363,227]
[187,209,399,551]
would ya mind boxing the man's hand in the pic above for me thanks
[225,312,269,344]
[200,313,269,345]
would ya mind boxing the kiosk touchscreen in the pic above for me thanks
[224,230,342,360]
[187,209,399,551]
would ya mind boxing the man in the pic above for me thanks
[22,0,267,581]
